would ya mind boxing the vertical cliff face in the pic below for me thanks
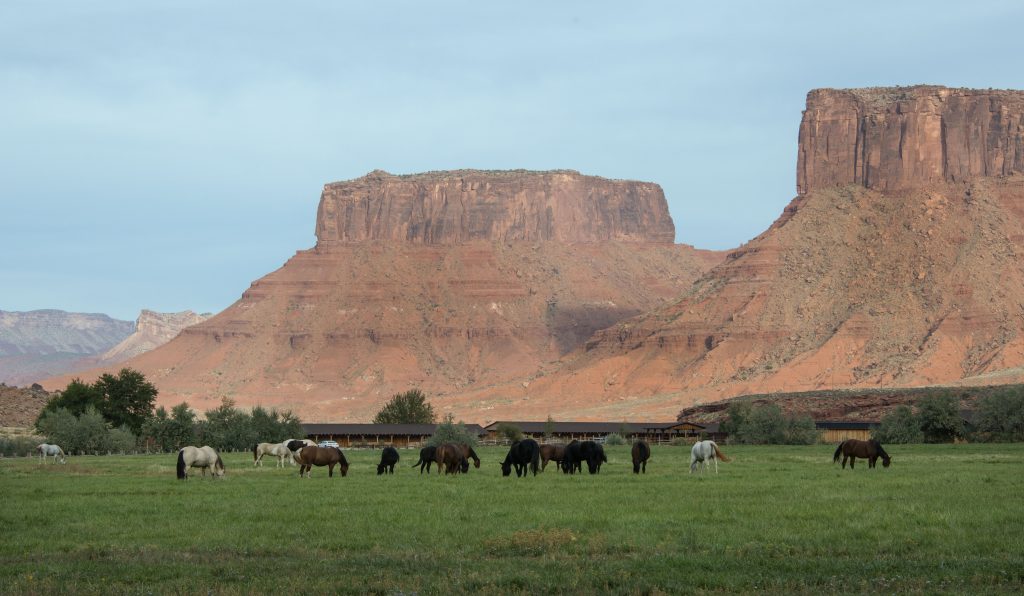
[98,310,209,364]
[797,86,1024,194]
[315,170,676,244]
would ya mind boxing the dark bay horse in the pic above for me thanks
[501,439,540,477]
[434,443,468,475]
[377,446,400,475]
[296,445,349,478]
[460,444,481,470]
[412,445,437,473]
[562,440,606,474]
[631,440,651,474]
[539,443,566,472]
[833,439,891,469]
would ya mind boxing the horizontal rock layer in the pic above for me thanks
[797,86,1024,194]
[316,170,675,244]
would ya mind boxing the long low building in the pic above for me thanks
[482,421,712,443]
[302,423,488,448]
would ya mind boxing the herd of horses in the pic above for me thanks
[36,437,894,478]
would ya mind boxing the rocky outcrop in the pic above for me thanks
[316,170,676,244]
[99,310,209,364]
[797,86,1024,194]
[43,170,724,421]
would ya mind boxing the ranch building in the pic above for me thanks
[302,423,488,448]
[814,420,879,443]
[482,421,713,444]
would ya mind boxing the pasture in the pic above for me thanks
[1,444,1022,594]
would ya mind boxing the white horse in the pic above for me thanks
[176,446,225,480]
[36,443,66,464]
[690,440,731,474]
[253,440,294,467]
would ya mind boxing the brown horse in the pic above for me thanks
[434,443,468,475]
[833,439,891,469]
[296,445,350,478]
[631,440,651,474]
[539,444,566,472]
[460,444,481,470]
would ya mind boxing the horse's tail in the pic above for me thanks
[530,445,540,476]
[712,442,731,463]
[176,449,187,480]
[411,456,422,467]
[833,441,844,463]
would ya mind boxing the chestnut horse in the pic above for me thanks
[296,445,350,478]
[631,440,651,474]
[460,444,481,470]
[833,439,891,469]
[539,443,566,472]
[434,443,468,475]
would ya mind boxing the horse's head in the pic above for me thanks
[339,463,349,477]
[500,461,512,477]
[460,458,470,473]
[377,463,385,475]
[882,455,892,468]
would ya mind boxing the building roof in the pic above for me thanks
[483,421,695,434]
[302,423,487,437]
[814,421,880,430]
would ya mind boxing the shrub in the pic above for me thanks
[0,435,43,457]
[495,423,523,443]
[428,414,478,447]
[874,405,924,443]
[602,433,627,446]
[973,388,1024,441]
[783,415,819,445]
[108,426,137,454]
[917,394,963,443]
[736,404,786,444]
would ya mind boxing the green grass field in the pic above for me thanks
[1,444,1022,594]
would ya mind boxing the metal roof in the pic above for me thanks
[482,421,695,433]
[301,423,487,436]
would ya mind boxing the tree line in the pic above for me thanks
[874,389,1024,443]
[32,369,303,455]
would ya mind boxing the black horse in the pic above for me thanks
[411,445,437,473]
[377,446,400,475]
[501,439,540,477]
[631,440,650,474]
[562,440,607,474]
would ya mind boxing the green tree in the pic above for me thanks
[874,405,924,443]
[36,379,104,425]
[543,415,556,440]
[108,426,137,454]
[783,415,820,445]
[428,413,477,447]
[373,389,436,424]
[95,368,158,434]
[736,404,786,444]
[721,401,753,437]
[75,406,113,454]
[603,433,627,446]
[202,398,255,451]
[36,408,78,451]
[974,388,1024,441]
[916,394,963,443]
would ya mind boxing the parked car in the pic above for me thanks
[318,440,339,448]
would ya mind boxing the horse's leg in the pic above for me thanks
[329,464,335,478]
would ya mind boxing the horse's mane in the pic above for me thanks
[215,454,224,470]
[872,440,890,459]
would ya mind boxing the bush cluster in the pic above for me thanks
[36,407,138,455]
[427,414,478,447]
[722,402,819,444]
[875,389,1024,443]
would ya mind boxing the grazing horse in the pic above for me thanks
[690,440,730,474]
[460,444,481,470]
[562,440,606,474]
[833,439,891,469]
[285,439,316,463]
[253,440,293,467]
[434,443,468,475]
[500,439,540,477]
[631,440,651,474]
[177,446,225,480]
[412,445,437,473]
[539,443,566,472]
[377,447,400,475]
[296,445,349,478]
[36,443,66,464]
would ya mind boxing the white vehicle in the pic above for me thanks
[318,440,339,449]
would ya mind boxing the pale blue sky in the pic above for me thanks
[2,1,1022,320]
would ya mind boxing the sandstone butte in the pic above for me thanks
[43,170,724,421]
[499,85,1024,420]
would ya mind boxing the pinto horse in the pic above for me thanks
[296,445,349,478]
[631,440,651,474]
[833,439,891,469]
[377,447,400,475]
[253,440,293,467]
[434,443,468,475]
[177,446,225,480]
[36,443,66,464]
[690,440,730,474]
[501,439,540,477]
[539,443,566,472]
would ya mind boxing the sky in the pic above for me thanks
[2,1,1022,321]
